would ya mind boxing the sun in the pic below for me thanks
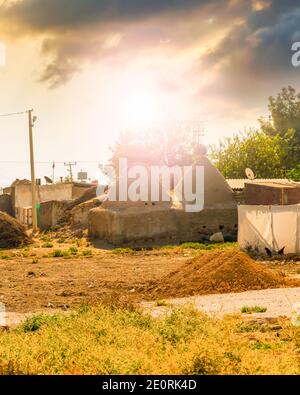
[116,70,167,130]
[124,90,162,127]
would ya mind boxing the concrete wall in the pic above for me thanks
[71,198,102,228]
[89,206,238,245]
[14,183,73,209]
[88,158,238,246]
[0,194,12,216]
[39,200,70,230]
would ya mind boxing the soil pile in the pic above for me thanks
[148,249,298,298]
[67,186,97,211]
[0,212,31,248]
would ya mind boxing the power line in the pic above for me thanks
[0,160,102,164]
[0,110,28,117]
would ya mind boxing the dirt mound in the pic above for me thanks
[67,186,97,211]
[148,249,298,299]
[0,212,31,248]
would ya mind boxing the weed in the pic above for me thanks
[52,249,64,258]
[252,342,272,350]
[20,314,59,333]
[42,242,53,249]
[155,300,169,307]
[112,248,134,255]
[82,249,92,257]
[40,235,51,243]
[0,254,11,260]
[241,306,267,314]
[0,306,297,374]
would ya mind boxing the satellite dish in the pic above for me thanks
[245,168,255,180]
[44,176,53,184]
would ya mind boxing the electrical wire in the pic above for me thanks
[0,110,28,117]
[0,160,102,164]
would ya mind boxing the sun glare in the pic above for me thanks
[124,91,162,127]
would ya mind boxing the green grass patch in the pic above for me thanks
[241,306,267,314]
[68,246,78,255]
[82,249,93,257]
[42,242,54,249]
[0,254,12,260]
[52,249,65,258]
[0,306,297,375]
[155,300,169,307]
[112,248,135,255]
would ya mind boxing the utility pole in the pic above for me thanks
[52,161,55,183]
[64,162,77,182]
[28,109,38,232]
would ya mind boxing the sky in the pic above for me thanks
[0,0,300,186]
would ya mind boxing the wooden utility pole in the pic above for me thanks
[28,109,38,232]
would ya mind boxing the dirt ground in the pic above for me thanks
[1,238,300,314]
[0,249,186,313]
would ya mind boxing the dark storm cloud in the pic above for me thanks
[1,0,220,87]
[2,0,208,30]
[200,1,300,103]
[2,0,300,94]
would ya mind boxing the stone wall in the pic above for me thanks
[88,157,238,246]
[39,200,70,230]
[89,205,238,245]
[70,198,102,228]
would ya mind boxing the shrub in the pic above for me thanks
[82,249,92,257]
[52,249,64,258]
[69,246,78,255]
[241,306,267,314]
[42,242,53,249]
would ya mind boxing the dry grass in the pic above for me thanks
[0,305,300,375]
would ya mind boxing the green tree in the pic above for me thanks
[259,86,300,139]
[259,86,300,167]
[210,129,287,179]
[287,165,300,181]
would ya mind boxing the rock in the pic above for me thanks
[224,233,236,242]
[209,232,224,243]
[270,325,282,331]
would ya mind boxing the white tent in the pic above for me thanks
[238,205,300,254]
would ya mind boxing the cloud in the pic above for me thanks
[0,0,225,86]
[1,0,207,30]
[1,0,300,100]
[199,1,300,104]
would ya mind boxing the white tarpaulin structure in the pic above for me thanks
[238,205,300,254]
